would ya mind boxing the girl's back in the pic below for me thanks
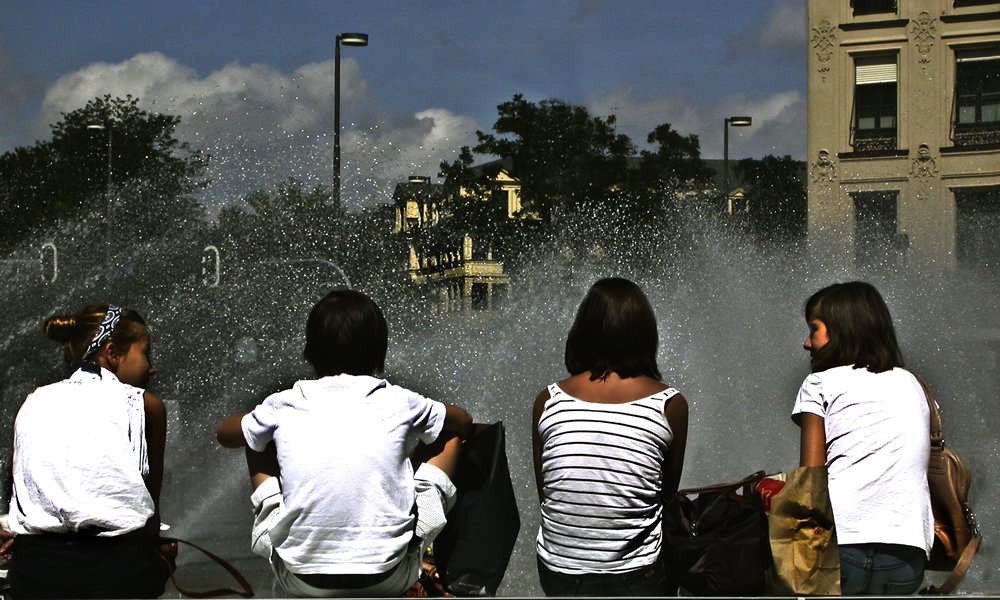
[795,365,931,549]
[535,381,678,573]
[12,368,152,535]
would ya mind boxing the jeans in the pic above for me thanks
[537,557,673,597]
[839,543,926,595]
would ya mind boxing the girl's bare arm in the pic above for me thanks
[662,393,689,499]
[143,392,167,536]
[217,412,249,448]
[798,413,827,467]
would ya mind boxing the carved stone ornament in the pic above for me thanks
[911,12,936,69]
[813,150,838,183]
[911,144,938,182]
[812,20,836,81]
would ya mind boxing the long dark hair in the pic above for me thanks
[806,281,904,373]
[565,277,662,381]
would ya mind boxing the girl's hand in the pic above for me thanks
[0,527,15,560]
[160,539,178,573]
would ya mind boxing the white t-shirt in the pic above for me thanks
[10,367,153,536]
[241,374,446,575]
[792,366,934,555]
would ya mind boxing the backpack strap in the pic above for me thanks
[922,536,981,595]
[160,537,254,598]
[674,471,766,498]
[914,376,982,596]
[916,376,944,449]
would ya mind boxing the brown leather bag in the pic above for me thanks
[918,378,981,595]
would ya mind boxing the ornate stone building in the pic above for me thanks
[392,167,529,311]
[808,0,1000,270]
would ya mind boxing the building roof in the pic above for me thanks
[391,177,444,204]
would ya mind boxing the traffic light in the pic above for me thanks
[41,242,57,283]
[201,245,220,287]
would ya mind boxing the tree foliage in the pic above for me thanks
[469,94,636,219]
[635,123,716,195]
[0,95,208,253]
[214,178,344,263]
[734,154,807,245]
[436,95,715,273]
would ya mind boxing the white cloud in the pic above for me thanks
[588,87,806,160]
[759,0,807,52]
[27,48,804,214]
[727,0,807,62]
[33,52,479,210]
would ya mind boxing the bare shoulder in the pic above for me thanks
[143,392,166,418]
[664,392,688,419]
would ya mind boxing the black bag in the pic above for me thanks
[661,471,771,596]
[433,422,520,597]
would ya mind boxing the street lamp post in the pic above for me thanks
[334,32,369,208]
[723,116,752,213]
[87,122,113,269]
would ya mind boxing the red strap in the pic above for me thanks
[160,537,254,598]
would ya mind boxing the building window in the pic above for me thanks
[852,57,898,152]
[954,0,996,7]
[956,187,1000,272]
[852,191,903,270]
[852,0,897,16]
[471,282,489,310]
[491,188,510,218]
[953,48,1000,147]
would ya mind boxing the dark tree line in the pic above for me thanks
[735,154,807,246]
[433,94,807,273]
[0,95,208,255]
[0,93,806,299]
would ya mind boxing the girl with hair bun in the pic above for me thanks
[6,304,172,599]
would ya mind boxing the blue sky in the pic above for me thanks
[0,0,807,208]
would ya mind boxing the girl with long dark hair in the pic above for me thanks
[795,282,933,595]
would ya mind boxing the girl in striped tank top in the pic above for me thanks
[533,278,688,597]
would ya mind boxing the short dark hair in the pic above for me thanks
[44,305,147,364]
[304,289,388,377]
[565,278,662,381]
[805,281,904,374]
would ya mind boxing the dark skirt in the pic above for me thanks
[8,531,168,599]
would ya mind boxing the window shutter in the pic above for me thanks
[856,57,898,84]
[956,46,1000,63]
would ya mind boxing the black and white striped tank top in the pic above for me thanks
[535,383,678,574]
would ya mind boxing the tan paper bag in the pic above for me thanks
[763,466,841,596]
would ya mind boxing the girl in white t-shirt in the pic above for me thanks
[794,282,933,595]
[7,304,173,598]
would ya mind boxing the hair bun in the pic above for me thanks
[43,315,76,344]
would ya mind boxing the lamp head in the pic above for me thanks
[86,123,106,130]
[727,116,752,127]
[338,33,369,46]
